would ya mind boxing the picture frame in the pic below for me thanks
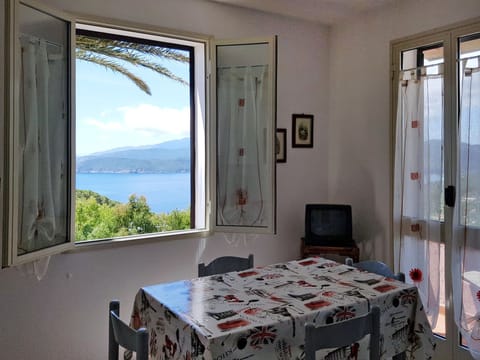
[292,114,313,148]
[276,128,287,163]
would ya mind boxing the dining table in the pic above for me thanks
[128,257,436,359]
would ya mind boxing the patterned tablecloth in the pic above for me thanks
[129,257,436,359]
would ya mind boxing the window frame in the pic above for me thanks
[3,0,76,266]
[72,17,212,246]
[1,4,213,267]
[2,1,278,265]
[211,37,278,235]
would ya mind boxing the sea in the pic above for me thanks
[76,173,191,214]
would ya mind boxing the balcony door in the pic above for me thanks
[392,20,480,360]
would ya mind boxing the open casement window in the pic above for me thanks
[213,37,277,234]
[2,0,75,266]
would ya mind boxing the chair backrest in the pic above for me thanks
[304,306,381,360]
[346,257,405,282]
[198,254,254,277]
[109,300,148,360]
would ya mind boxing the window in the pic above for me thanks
[74,24,207,242]
[2,0,208,267]
[2,0,276,267]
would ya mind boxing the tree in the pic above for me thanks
[76,34,189,95]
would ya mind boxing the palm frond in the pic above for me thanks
[76,49,152,95]
[76,35,190,94]
[77,36,189,62]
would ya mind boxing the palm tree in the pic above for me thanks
[76,35,189,95]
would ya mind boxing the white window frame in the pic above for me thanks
[211,37,277,235]
[3,0,76,266]
[72,19,211,245]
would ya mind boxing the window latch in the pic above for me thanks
[445,185,456,207]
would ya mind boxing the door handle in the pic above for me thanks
[445,185,456,207]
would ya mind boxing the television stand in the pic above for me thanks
[301,238,359,262]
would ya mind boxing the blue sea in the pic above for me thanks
[76,173,190,213]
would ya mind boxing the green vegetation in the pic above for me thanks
[75,190,190,241]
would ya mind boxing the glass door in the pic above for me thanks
[392,20,480,360]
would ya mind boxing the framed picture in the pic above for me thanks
[276,128,287,163]
[292,114,313,148]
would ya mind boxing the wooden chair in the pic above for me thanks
[305,306,381,360]
[346,257,406,282]
[109,300,148,360]
[198,254,254,277]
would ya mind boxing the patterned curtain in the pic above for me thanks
[453,55,480,359]
[216,65,269,227]
[394,65,443,327]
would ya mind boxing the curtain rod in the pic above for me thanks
[20,33,62,49]
[217,64,267,69]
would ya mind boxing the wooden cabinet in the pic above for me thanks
[301,238,359,262]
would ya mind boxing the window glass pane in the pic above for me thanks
[460,36,480,59]
[401,49,417,70]
[216,41,275,230]
[423,47,444,65]
[17,3,70,255]
[401,45,443,70]
[458,33,480,228]
[75,25,198,242]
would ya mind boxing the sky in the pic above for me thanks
[76,50,190,156]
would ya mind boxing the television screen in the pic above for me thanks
[305,204,353,246]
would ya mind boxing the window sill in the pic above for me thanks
[70,228,212,252]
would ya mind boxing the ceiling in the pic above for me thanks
[209,0,398,25]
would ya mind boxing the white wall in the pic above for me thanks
[0,1,330,358]
[328,0,480,264]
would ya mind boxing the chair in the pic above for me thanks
[304,306,381,360]
[198,254,254,277]
[109,300,148,360]
[346,257,406,282]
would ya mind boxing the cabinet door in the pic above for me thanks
[3,0,75,266]
[213,37,277,234]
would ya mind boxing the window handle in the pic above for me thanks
[445,185,456,207]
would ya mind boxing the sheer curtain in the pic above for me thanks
[17,35,67,277]
[394,65,443,327]
[216,65,269,227]
[453,56,480,359]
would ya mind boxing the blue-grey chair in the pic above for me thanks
[198,254,254,277]
[346,257,406,282]
[304,306,381,360]
[109,300,148,360]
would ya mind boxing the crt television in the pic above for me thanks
[304,204,353,246]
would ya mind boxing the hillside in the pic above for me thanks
[76,138,190,173]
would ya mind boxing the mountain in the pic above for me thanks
[428,139,480,175]
[76,138,190,173]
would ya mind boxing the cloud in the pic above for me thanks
[120,104,190,138]
[83,104,190,142]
